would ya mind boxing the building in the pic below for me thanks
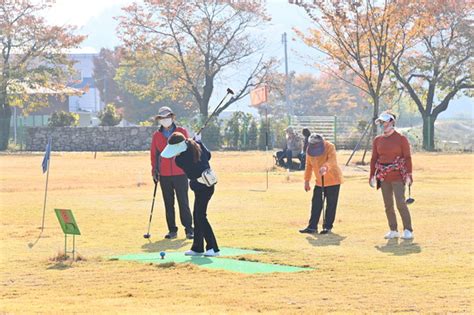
[68,51,103,113]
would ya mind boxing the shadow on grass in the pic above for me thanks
[46,262,72,270]
[306,232,346,247]
[375,239,422,256]
[141,238,188,252]
[189,256,213,266]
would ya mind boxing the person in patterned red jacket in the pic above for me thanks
[150,106,193,240]
[370,111,414,240]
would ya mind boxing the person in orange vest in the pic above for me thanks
[299,133,343,234]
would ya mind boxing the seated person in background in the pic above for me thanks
[300,128,311,170]
[276,127,303,169]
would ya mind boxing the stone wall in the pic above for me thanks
[25,126,160,151]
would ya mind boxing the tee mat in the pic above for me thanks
[112,247,313,274]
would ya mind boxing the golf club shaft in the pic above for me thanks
[322,175,325,228]
[146,181,158,235]
[197,91,232,135]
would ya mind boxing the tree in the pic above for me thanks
[257,117,268,150]
[93,47,125,106]
[97,103,122,126]
[48,111,78,127]
[0,0,85,150]
[248,119,258,150]
[293,0,420,137]
[224,111,245,149]
[114,49,197,121]
[117,0,275,122]
[391,1,473,150]
[264,72,371,118]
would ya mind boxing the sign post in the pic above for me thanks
[54,209,81,260]
[250,86,269,190]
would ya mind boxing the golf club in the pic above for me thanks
[143,181,158,239]
[196,88,234,136]
[406,184,415,204]
[27,230,43,248]
[321,175,326,230]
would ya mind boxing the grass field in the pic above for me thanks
[1,150,473,313]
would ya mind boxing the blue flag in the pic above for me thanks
[42,138,51,174]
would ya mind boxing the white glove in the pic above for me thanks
[193,133,202,141]
[369,176,376,188]
[406,175,413,186]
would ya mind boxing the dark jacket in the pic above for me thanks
[175,141,211,182]
[150,124,189,176]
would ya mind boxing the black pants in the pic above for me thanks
[300,153,306,170]
[307,184,341,230]
[190,182,219,253]
[159,175,193,234]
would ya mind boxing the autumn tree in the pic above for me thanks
[0,0,84,150]
[116,0,275,123]
[115,49,197,121]
[293,0,420,137]
[263,72,371,118]
[391,1,473,150]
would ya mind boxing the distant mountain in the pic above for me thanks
[78,4,125,49]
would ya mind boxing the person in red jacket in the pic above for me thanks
[370,111,414,240]
[150,106,193,239]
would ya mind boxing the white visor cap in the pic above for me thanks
[161,140,188,158]
[375,112,395,124]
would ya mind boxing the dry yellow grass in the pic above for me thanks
[0,150,473,314]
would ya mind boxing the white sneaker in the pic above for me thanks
[401,229,413,239]
[203,249,220,257]
[184,250,203,256]
[384,230,400,239]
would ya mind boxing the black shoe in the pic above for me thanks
[164,232,177,239]
[299,228,317,234]
[185,232,194,240]
[320,229,331,234]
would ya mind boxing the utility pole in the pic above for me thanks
[282,32,291,119]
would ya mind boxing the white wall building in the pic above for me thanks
[68,52,103,113]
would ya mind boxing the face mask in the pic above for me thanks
[380,122,394,133]
[159,118,173,128]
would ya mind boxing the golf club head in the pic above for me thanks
[406,198,415,204]
[143,233,151,239]
[226,88,234,95]
[27,243,34,248]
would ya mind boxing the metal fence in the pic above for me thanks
[289,115,363,149]
[9,115,50,149]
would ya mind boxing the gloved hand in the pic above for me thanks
[193,133,202,142]
[369,176,376,188]
[153,171,160,184]
[406,174,413,186]
[319,166,328,176]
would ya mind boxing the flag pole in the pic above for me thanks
[28,137,52,248]
[40,155,51,231]
[265,104,269,190]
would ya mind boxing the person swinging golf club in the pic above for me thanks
[161,132,220,257]
[370,111,414,240]
[150,106,194,240]
[300,133,343,235]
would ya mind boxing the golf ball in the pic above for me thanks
[160,251,165,259]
